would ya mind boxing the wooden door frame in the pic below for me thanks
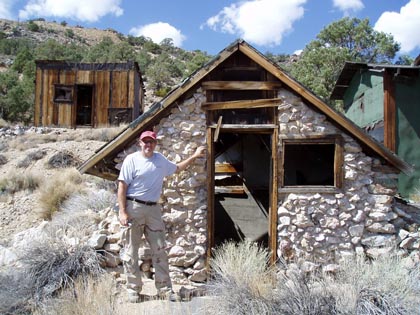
[206,127,278,268]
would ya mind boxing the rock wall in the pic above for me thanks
[105,89,209,284]
[276,89,419,271]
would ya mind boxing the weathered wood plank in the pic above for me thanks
[34,68,42,126]
[202,81,282,90]
[214,116,223,142]
[202,98,283,110]
[209,124,277,132]
[270,127,278,264]
[206,128,214,269]
[215,186,245,194]
[215,163,237,173]
[383,69,396,152]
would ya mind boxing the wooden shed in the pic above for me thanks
[34,60,144,128]
[331,62,420,198]
[78,40,414,281]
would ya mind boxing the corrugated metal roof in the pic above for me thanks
[331,62,420,100]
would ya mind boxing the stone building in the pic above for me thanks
[79,40,417,284]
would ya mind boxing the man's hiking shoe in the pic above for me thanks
[126,289,140,303]
[158,289,180,302]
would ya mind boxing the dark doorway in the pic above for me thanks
[213,133,271,248]
[76,85,93,126]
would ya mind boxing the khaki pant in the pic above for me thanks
[120,200,171,293]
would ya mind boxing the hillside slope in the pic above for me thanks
[0,126,116,245]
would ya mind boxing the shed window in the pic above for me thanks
[281,136,343,192]
[54,85,73,102]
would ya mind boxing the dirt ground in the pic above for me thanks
[0,125,213,313]
[0,126,110,245]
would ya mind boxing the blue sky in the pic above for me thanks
[1,0,420,59]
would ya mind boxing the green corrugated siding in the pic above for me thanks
[396,75,420,198]
[344,71,384,128]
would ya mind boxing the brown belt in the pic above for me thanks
[126,196,157,206]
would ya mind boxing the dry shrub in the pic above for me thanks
[61,189,115,213]
[47,150,81,168]
[37,168,84,220]
[8,133,57,151]
[0,140,8,152]
[0,239,104,315]
[0,118,9,128]
[0,271,35,315]
[208,242,420,315]
[17,149,47,168]
[0,153,7,165]
[275,268,337,315]
[0,171,41,195]
[34,274,120,315]
[84,125,126,142]
[409,186,420,204]
[50,189,114,239]
[21,239,104,301]
[209,241,278,314]
[329,253,420,315]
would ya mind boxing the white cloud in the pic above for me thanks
[0,0,14,19]
[204,0,307,47]
[374,0,420,54]
[18,0,123,22]
[129,22,186,48]
[332,0,364,14]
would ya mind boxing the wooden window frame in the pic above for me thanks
[279,135,343,193]
[54,84,73,103]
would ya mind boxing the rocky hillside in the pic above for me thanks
[0,18,122,49]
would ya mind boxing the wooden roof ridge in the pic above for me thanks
[35,60,142,73]
[78,39,413,177]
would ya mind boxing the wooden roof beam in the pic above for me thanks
[202,98,283,110]
[202,81,282,90]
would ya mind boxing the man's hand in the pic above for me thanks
[192,146,206,159]
[119,211,130,226]
[176,146,206,172]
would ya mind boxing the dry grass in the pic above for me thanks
[0,153,7,165]
[46,150,81,168]
[0,140,8,152]
[327,253,420,315]
[0,238,104,315]
[61,188,115,213]
[409,186,420,204]
[0,118,9,128]
[37,168,84,220]
[17,149,47,168]
[0,171,41,195]
[207,241,420,315]
[83,125,126,142]
[8,133,58,151]
[209,241,279,314]
[33,274,119,315]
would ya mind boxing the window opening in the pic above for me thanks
[283,142,337,186]
[54,85,73,102]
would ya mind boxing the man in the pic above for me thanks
[117,130,205,303]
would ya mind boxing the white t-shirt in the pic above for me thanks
[118,151,177,202]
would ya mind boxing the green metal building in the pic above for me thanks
[331,61,420,199]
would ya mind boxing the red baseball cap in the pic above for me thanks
[139,130,157,141]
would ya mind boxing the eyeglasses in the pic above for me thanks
[142,140,156,144]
